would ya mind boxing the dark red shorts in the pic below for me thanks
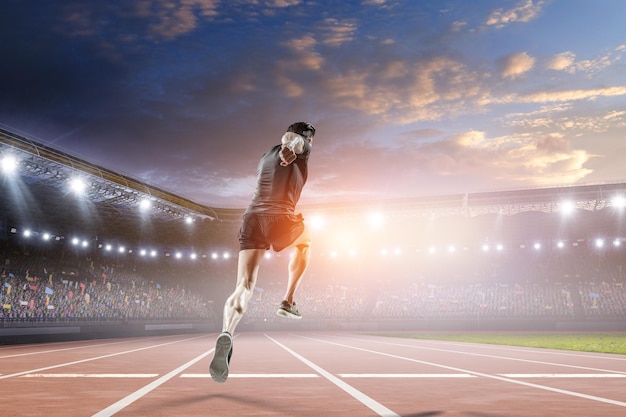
[238,212,305,252]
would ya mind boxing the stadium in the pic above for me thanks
[3,129,626,417]
[2,126,625,343]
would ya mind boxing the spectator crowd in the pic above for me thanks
[2,238,625,324]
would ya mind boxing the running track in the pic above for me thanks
[1,332,626,416]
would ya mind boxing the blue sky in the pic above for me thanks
[1,0,625,208]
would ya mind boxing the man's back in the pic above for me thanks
[247,143,310,214]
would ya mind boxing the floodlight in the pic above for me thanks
[72,237,80,245]
[533,242,541,250]
[223,252,231,259]
[611,196,626,208]
[81,240,89,248]
[150,250,157,257]
[140,249,147,256]
[367,211,385,229]
[557,241,565,248]
[307,214,326,231]
[1,155,18,174]
[190,253,197,260]
[23,229,31,238]
[496,244,503,251]
[69,177,87,194]
[175,252,182,259]
[105,244,112,251]
[139,198,152,210]
[185,216,193,224]
[211,252,219,260]
[595,239,604,248]
[560,201,575,215]
[118,246,125,253]
[42,233,51,241]
[264,252,272,259]
[482,244,490,252]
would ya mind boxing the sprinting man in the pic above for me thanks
[209,121,316,383]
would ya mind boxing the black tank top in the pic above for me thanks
[246,143,310,214]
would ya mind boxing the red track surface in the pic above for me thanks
[1,332,626,416]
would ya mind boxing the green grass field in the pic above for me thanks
[384,332,626,355]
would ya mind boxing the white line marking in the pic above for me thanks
[501,374,626,378]
[22,374,158,378]
[180,373,318,378]
[0,334,207,380]
[339,335,626,375]
[340,373,475,378]
[404,338,626,362]
[92,349,214,417]
[0,335,178,359]
[266,334,400,417]
[299,335,626,409]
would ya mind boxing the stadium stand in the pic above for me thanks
[1,127,626,342]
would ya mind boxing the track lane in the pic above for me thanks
[288,333,626,416]
[2,332,625,417]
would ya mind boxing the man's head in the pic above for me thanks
[287,122,316,140]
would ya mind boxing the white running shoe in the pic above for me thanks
[276,300,302,319]
[209,332,233,383]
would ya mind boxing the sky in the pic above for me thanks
[1,0,626,209]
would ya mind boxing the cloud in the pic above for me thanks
[485,0,545,28]
[546,45,626,75]
[500,52,535,79]
[450,131,594,185]
[318,18,358,47]
[512,86,626,103]
[320,56,488,123]
[264,0,302,7]
[362,0,392,6]
[546,52,576,71]
[505,109,626,133]
[303,127,595,203]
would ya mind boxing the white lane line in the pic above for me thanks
[22,374,158,378]
[401,338,626,362]
[265,334,400,417]
[340,373,475,378]
[501,374,626,378]
[299,335,626,409]
[339,335,626,376]
[92,349,214,417]
[0,335,178,359]
[0,334,207,380]
[181,373,318,378]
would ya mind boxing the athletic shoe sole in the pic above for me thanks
[209,332,233,383]
[276,308,302,320]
